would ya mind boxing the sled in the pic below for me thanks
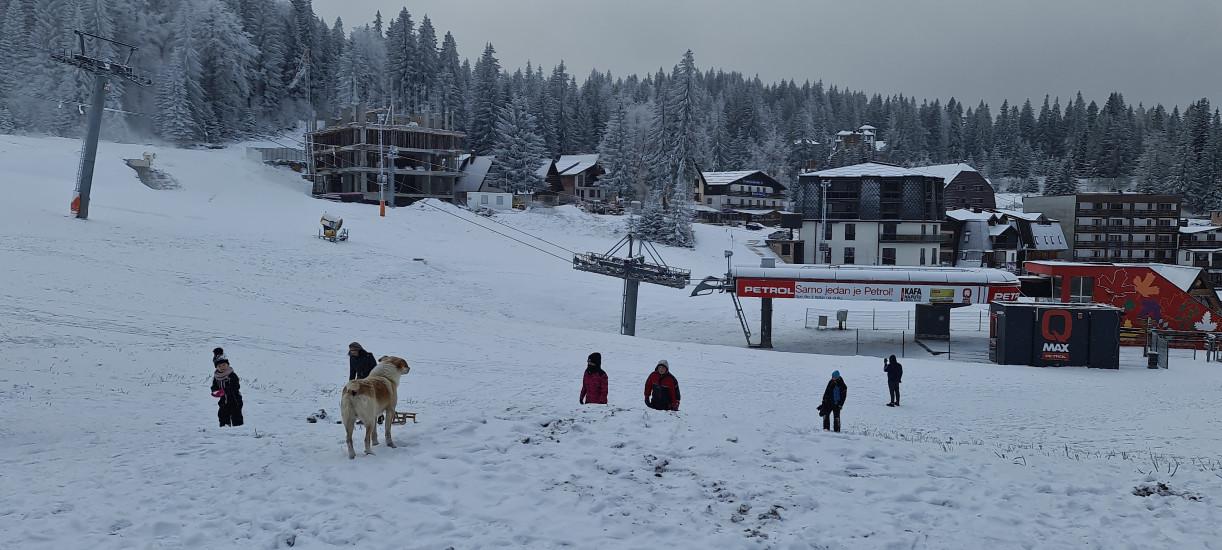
[392,412,417,425]
[317,214,349,243]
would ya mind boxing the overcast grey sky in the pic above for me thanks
[316,0,1222,109]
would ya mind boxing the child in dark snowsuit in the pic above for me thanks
[580,352,609,404]
[819,370,847,432]
[884,355,903,406]
[211,357,244,427]
[644,360,680,411]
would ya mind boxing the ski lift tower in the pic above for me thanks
[573,234,690,336]
[52,31,152,220]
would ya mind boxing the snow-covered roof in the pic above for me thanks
[556,154,600,176]
[1028,223,1067,250]
[836,130,854,136]
[1148,264,1202,292]
[989,225,1015,237]
[859,125,877,131]
[702,171,763,185]
[534,160,554,179]
[1027,262,1201,292]
[1180,225,1221,234]
[946,208,1000,222]
[732,209,784,216]
[694,205,721,213]
[913,163,980,186]
[802,162,932,179]
[455,155,495,193]
[874,140,887,151]
[995,208,1044,222]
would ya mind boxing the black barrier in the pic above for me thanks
[990,302,1121,369]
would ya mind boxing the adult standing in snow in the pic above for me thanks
[348,342,377,380]
[644,360,680,411]
[580,352,608,404]
[819,371,847,432]
[884,355,903,407]
[211,357,244,427]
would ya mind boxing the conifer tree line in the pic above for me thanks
[1,1,1221,211]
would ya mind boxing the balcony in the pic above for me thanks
[1074,241,1178,250]
[879,234,946,243]
[1075,224,1177,233]
[1076,207,1179,217]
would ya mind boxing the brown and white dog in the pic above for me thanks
[341,355,410,459]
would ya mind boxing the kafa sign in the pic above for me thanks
[735,278,1020,304]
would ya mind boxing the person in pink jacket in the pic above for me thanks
[580,352,608,404]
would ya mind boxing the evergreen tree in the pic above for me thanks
[488,94,547,193]
[1044,160,1079,195]
[598,98,636,199]
[468,43,503,154]
[412,16,439,111]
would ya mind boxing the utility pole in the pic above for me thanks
[52,31,152,220]
[378,107,387,217]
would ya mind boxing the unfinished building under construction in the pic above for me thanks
[307,108,465,204]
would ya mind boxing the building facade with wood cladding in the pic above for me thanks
[795,162,946,266]
[915,163,996,211]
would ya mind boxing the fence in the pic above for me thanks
[804,307,989,332]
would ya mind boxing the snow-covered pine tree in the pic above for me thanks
[642,50,702,248]
[193,0,257,142]
[749,124,791,190]
[488,94,547,193]
[598,98,635,200]
[1043,160,1078,196]
[413,16,440,112]
[385,8,416,110]
[1135,131,1173,193]
[467,43,503,154]
[155,41,203,144]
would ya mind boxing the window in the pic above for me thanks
[931,248,938,264]
[921,224,928,236]
[495,195,504,205]
[824,223,832,241]
[883,222,898,237]
[480,194,489,205]
[843,247,855,265]
[1157,219,1171,227]
[882,248,897,265]
[963,230,971,243]
[845,224,856,240]
[1110,218,1124,226]
[706,198,712,205]
[1158,203,1174,211]
[920,248,927,265]
[934,224,940,233]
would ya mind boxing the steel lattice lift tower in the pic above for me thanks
[573,234,690,336]
[51,30,153,219]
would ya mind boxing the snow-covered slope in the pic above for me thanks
[2,135,1220,549]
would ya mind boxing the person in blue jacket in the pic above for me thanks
[818,371,847,432]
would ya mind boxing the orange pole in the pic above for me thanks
[380,200,386,217]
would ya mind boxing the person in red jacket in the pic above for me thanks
[580,352,608,404]
[644,360,680,411]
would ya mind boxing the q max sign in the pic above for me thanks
[735,278,1020,304]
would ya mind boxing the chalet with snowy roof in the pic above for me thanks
[832,125,886,152]
[454,154,497,205]
[915,163,996,211]
[697,170,788,212]
[795,162,944,266]
[553,154,608,202]
[941,208,1066,271]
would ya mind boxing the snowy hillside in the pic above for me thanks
[2,135,1221,549]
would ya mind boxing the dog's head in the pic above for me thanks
[373,355,411,381]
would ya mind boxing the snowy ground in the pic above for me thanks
[2,134,1221,549]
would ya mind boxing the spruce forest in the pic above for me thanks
[2,0,1221,209]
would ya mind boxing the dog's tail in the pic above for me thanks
[340,382,361,426]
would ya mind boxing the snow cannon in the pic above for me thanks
[318,213,349,243]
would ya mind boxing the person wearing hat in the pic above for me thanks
[212,347,226,366]
[644,360,681,411]
[348,342,377,381]
[579,352,609,405]
[819,370,848,432]
[210,356,244,427]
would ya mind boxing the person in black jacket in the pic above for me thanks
[818,370,847,432]
[348,342,377,380]
[884,355,903,407]
[211,357,244,427]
